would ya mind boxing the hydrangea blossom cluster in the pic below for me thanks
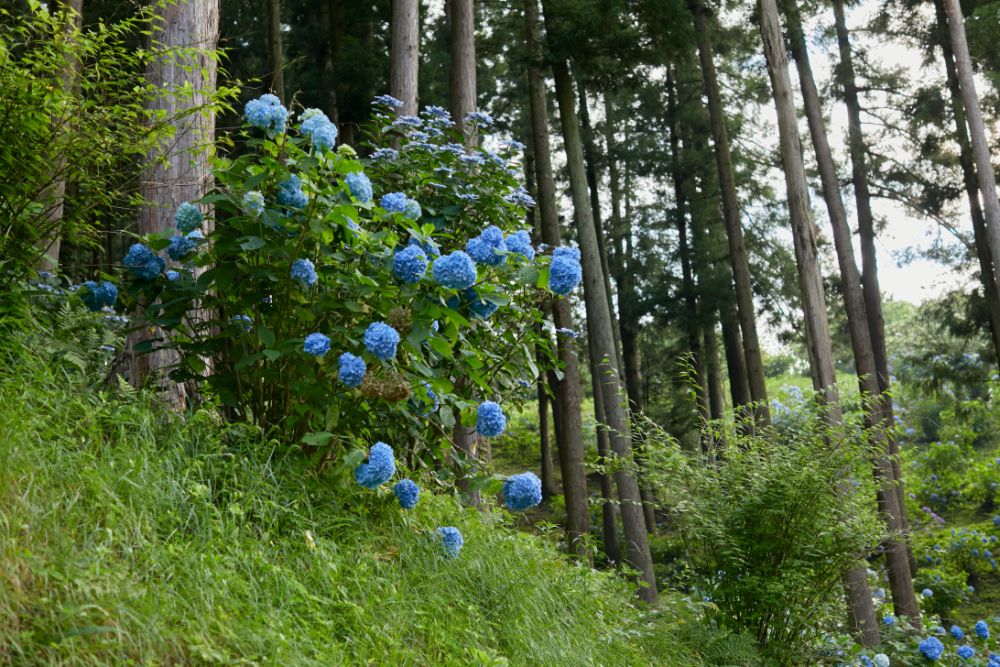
[80,280,118,311]
[476,401,506,437]
[504,230,535,260]
[380,192,421,220]
[303,333,331,357]
[345,171,373,202]
[432,251,477,289]
[166,270,181,282]
[976,620,990,638]
[291,258,317,287]
[300,108,338,151]
[918,636,944,660]
[175,202,203,233]
[952,625,965,640]
[242,190,265,216]
[167,231,202,261]
[364,322,400,360]
[354,442,396,488]
[504,186,536,208]
[436,526,463,558]
[408,237,440,258]
[466,288,499,320]
[393,245,428,284]
[372,94,404,109]
[958,645,975,660]
[393,479,419,509]
[502,472,542,511]
[244,93,289,134]
[466,225,507,266]
[338,352,366,388]
[231,314,253,332]
[123,243,165,281]
[549,246,583,296]
[278,174,308,208]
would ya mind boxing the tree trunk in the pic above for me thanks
[537,372,557,500]
[267,0,284,101]
[786,3,920,622]
[720,300,752,411]
[546,49,657,600]
[705,321,727,422]
[524,0,592,559]
[449,0,477,144]
[128,0,218,407]
[390,0,419,116]
[323,0,342,125]
[689,0,769,427]
[757,0,878,644]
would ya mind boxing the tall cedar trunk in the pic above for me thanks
[688,0,769,427]
[34,0,84,273]
[832,0,911,542]
[758,0,879,644]
[129,0,219,408]
[941,0,1000,313]
[537,372,557,499]
[705,321,727,422]
[547,52,657,600]
[267,0,284,101]
[524,0,592,558]
[390,0,419,115]
[449,0,477,144]
[720,301,752,409]
[786,5,920,621]
[323,0,343,125]
[934,0,1000,363]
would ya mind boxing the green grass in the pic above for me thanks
[0,341,706,666]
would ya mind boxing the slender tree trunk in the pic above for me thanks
[705,321,727,422]
[786,4,920,622]
[537,374,557,500]
[758,0,878,644]
[390,0,419,115]
[323,0,342,124]
[524,0,592,559]
[689,0,769,427]
[546,49,657,600]
[267,0,284,101]
[449,0,477,143]
[720,300,752,410]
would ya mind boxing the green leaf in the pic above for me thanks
[238,236,266,251]
[302,431,333,447]
[257,325,276,347]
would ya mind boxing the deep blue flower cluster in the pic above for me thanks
[465,288,499,319]
[918,636,944,660]
[354,442,396,488]
[393,245,428,284]
[464,111,493,126]
[373,94,404,109]
[393,479,419,509]
[502,472,542,511]
[549,246,583,296]
[338,352,366,388]
[291,258,318,287]
[300,108,338,151]
[278,174,308,208]
[504,230,535,260]
[408,237,440,258]
[242,190,265,216]
[244,93,289,134]
[466,225,507,266]
[436,526,463,558]
[303,333,331,357]
[123,243,165,281]
[167,232,200,261]
[952,625,965,640]
[346,171,373,202]
[504,186,536,208]
[80,280,118,311]
[380,192,421,220]
[476,401,506,437]
[958,645,975,660]
[432,251,477,289]
[883,615,895,626]
[364,322,400,360]
[977,620,990,638]
[175,202,203,233]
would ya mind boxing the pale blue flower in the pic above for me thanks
[504,230,535,260]
[476,401,506,437]
[393,479,419,509]
[244,93,288,134]
[393,245,428,284]
[436,526,463,558]
[338,352,366,388]
[242,191,265,216]
[346,172,372,202]
[432,251,477,290]
[303,333,331,357]
[364,322,400,360]
[355,442,395,488]
[549,246,582,296]
[503,472,542,511]
[291,258,317,287]
[175,202,203,233]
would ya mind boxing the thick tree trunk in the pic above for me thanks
[267,0,284,101]
[705,321,727,422]
[449,0,477,143]
[787,4,920,622]
[390,0,419,115]
[689,0,769,427]
[758,0,878,644]
[128,0,218,407]
[547,51,657,601]
[322,0,342,124]
[524,0,592,559]
[720,301,752,411]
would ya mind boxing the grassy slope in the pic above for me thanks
[0,344,703,666]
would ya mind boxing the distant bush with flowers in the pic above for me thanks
[117,95,580,481]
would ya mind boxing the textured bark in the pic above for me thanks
[705,322,727,422]
[267,0,284,101]
[720,301,752,410]
[322,0,342,124]
[758,0,878,644]
[787,4,920,622]
[449,0,477,144]
[689,0,769,427]
[547,50,657,600]
[537,373,557,500]
[524,0,592,558]
[128,0,218,407]
[390,0,419,115]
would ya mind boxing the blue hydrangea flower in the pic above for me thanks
[291,258,317,287]
[372,94,404,109]
[381,192,409,214]
[436,526,463,558]
[244,93,289,134]
[80,280,117,311]
[242,190,265,216]
[873,588,886,600]
[393,479,419,509]
[393,245,428,284]
[354,442,395,489]
[549,246,582,296]
[408,237,440,258]
[300,109,338,150]
[873,655,889,667]
[476,401,506,437]
[403,198,422,220]
[338,352,366,388]
[918,637,944,661]
[278,175,308,208]
[952,625,965,640]
[364,322,400,360]
[976,620,990,638]
[465,288,499,319]
[860,657,873,667]
[464,111,493,126]
[346,171,372,202]
[231,314,253,332]
[466,226,507,266]
[175,202,203,233]
[504,186,536,208]
[922,588,933,597]
[167,234,197,261]
[432,251,477,290]
[883,615,895,626]
[502,472,542,511]
[958,645,975,660]
[371,148,399,161]
[303,333,331,357]
[123,243,165,281]
[504,230,535,260]
[166,270,181,282]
